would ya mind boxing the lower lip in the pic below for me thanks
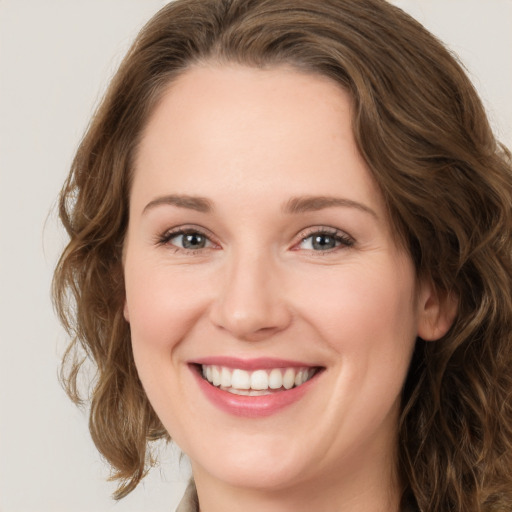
[191,366,320,418]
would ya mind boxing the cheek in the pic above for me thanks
[291,257,418,361]
[124,257,211,353]
[293,258,418,436]
[124,256,213,418]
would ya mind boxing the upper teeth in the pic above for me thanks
[202,365,314,393]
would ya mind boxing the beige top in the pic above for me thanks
[175,480,199,512]
[175,480,419,512]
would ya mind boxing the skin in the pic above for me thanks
[123,64,454,512]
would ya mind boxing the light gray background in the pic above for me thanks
[0,1,511,511]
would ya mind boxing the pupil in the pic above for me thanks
[183,233,205,249]
[312,234,335,250]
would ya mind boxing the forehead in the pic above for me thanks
[132,64,384,216]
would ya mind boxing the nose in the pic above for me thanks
[209,251,292,341]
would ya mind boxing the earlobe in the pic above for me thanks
[417,281,458,341]
[123,300,130,323]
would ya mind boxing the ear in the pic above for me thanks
[417,280,458,341]
[123,300,130,323]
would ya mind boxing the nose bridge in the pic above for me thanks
[210,243,291,340]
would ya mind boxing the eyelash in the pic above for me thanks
[295,227,354,253]
[156,227,218,255]
[156,226,355,254]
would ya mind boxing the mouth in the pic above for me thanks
[189,357,324,417]
[196,364,320,396]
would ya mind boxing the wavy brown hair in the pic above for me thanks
[53,0,512,509]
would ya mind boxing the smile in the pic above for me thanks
[190,357,323,417]
[201,365,317,395]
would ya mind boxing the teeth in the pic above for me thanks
[224,388,272,396]
[269,368,282,389]
[212,366,221,386]
[283,368,295,390]
[200,365,315,393]
[250,369,268,390]
[231,369,251,390]
[220,367,231,387]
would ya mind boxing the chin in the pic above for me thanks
[196,454,309,492]
[183,429,324,492]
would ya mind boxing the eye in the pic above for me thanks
[297,229,354,252]
[174,232,209,249]
[158,228,215,251]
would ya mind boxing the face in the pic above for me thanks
[123,65,443,498]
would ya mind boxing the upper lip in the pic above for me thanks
[190,356,321,371]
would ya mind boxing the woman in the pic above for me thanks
[53,0,512,510]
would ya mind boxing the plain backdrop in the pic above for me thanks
[0,1,511,511]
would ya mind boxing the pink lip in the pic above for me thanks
[189,360,322,418]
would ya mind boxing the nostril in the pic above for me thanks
[210,300,293,341]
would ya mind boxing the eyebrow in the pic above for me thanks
[283,195,377,218]
[142,193,377,218]
[143,194,213,214]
